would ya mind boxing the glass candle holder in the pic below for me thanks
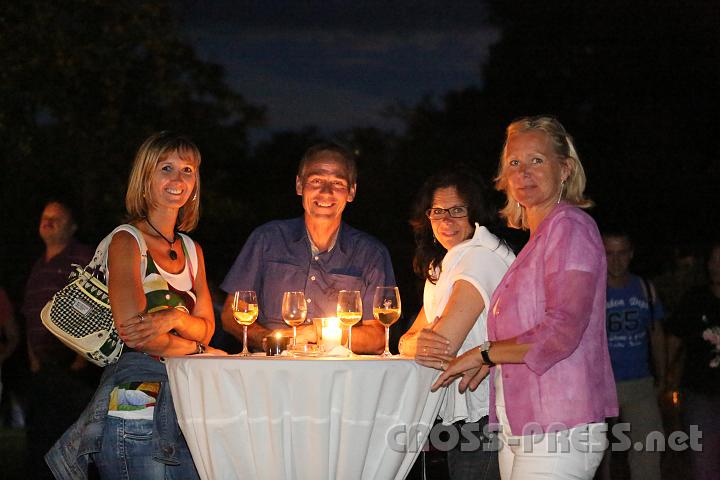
[263,333,290,356]
[313,317,343,351]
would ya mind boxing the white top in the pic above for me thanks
[424,224,514,424]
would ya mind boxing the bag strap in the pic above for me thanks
[96,224,149,281]
[639,276,655,323]
[177,232,198,282]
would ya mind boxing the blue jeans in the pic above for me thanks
[46,353,199,480]
[447,416,500,480]
[94,416,165,479]
[93,415,198,480]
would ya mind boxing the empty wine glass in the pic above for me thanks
[282,291,307,348]
[373,286,401,357]
[232,290,258,356]
[337,290,362,353]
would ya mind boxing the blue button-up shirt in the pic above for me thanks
[220,217,396,330]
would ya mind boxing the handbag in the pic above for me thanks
[41,224,147,367]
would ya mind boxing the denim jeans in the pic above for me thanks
[93,416,167,479]
[447,416,500,480]
[46,353,199,480]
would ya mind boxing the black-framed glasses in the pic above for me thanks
[425,205,469,220]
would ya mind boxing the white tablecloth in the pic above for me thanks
[166,355,445,480]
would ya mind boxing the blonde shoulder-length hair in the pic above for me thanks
[495,115,593,230]
[125,131,202,232]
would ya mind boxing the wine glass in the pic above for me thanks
[232,290,258,356]
[373,286,401,357]
[337,290,362,353]
[282,291,307,348]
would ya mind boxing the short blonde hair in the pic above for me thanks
[495,115,593,229]
[125,131,202,232]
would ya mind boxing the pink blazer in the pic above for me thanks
[488,203,618,434]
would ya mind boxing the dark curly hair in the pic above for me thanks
[410,169,501,283]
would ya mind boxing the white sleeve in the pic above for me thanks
[446,247,510,310]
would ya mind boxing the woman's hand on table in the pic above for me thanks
[431,346,486,392]
[414,317,454,370]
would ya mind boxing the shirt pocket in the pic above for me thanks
[325,272,364,296]
[264,261,306,317]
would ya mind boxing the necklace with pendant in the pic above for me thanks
[145,218,178,260]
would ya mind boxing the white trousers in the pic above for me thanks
[495,367,606,479]
[497,417,606,480]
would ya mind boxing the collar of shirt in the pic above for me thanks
[306,226,340,257]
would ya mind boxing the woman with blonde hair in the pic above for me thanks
[47,132,225,479]
[433,116,617,479]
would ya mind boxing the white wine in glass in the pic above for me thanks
[232,290,258,356]
[373,286,401,357]
[337,290,362,353]
[282,291,307,348]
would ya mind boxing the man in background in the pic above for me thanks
[21,200,97,478]
[601,230,665,480]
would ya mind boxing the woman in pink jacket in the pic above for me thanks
[432,116,618,479]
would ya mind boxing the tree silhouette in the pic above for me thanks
[0,0,263,289]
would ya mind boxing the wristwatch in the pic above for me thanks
[193,341,206,355]
[479,341,495,366]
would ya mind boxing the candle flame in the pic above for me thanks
[275,332,282,339]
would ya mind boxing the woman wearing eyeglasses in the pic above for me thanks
[399,169,515,480]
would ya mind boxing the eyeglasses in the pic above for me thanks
[425,205,469,220]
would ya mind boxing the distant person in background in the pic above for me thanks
[399,170,514,480]
[601,230,665,480]
[666,241,720,480]
[0,286,20,410]
[220,142,394,353]
[21,200,96,479]
[653,243,706,321]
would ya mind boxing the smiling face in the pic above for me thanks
[503,130,570,218]
[429,186,474,250]
[148,151,197,212]
[295,151,356,225]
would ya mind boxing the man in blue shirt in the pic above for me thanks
[601,231,665,480]
[220,143,395,353]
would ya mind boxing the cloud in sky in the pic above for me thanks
[178,1,499,133]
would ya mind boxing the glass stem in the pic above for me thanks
[242,325,248,353]
[348,326,352,352]
[293,326,297,346]
[385,326,390,354]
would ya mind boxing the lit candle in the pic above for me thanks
[264,332,289,356]
[322,317,343,350]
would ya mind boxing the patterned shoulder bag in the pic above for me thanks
[40,224,147,366]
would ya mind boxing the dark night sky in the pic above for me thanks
[178,1,499,137]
